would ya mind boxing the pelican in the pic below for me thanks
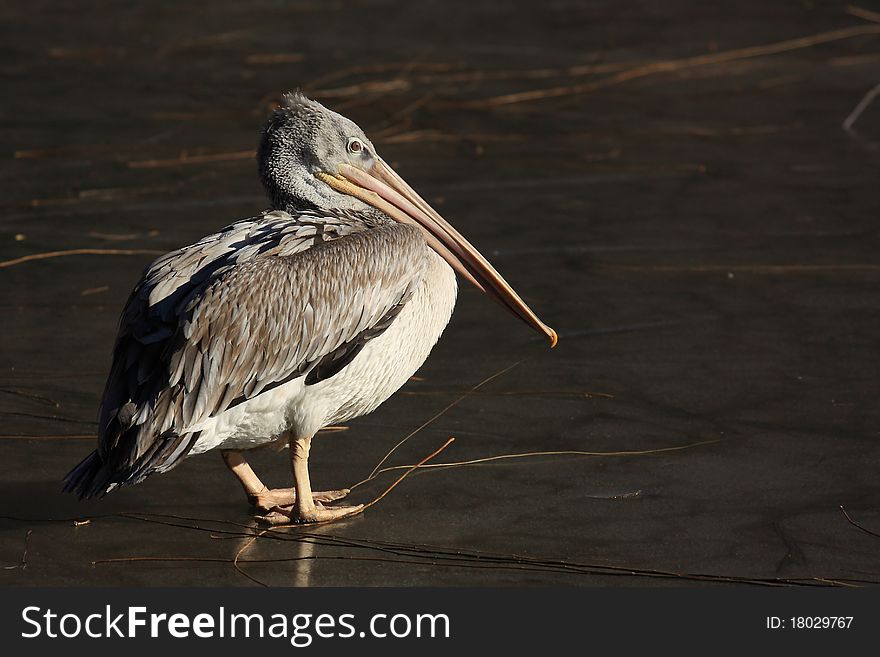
[64,92,556,524]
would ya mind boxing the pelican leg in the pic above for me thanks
[256,434,363,525]
[221,449,349,513]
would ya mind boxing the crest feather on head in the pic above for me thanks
[279,90,324,117]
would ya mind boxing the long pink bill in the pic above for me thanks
[319,159,557,347]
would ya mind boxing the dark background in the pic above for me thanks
[1,0,878,586]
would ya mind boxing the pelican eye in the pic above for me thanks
[347,137,365,155]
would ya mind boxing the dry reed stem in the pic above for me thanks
[456,24,880,108]
[367,361,522,479]
[829,52,880,66]
[265,437,456,530]
[128,150,255,169]
[351,439,720,490]
[304,62,458,91]
[0,248,164,269]
[846,4,880,24]
[95,512,875,587]
[840,505,880,539]
[2,530,32,570]
[843,81,880,131]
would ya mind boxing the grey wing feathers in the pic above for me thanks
[64,216,428,498]
[171,225,426,425]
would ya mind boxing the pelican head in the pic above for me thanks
[258,91,557,347]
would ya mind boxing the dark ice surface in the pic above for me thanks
[1,0,879,586]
